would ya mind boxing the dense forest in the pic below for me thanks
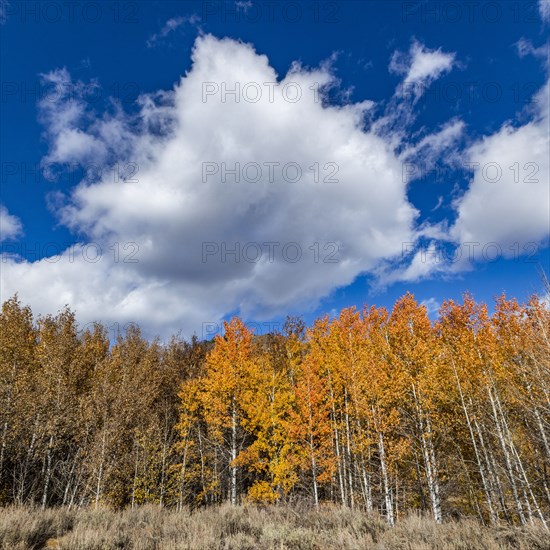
[0,292,549,530]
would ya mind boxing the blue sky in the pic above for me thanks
[1,0,549,339]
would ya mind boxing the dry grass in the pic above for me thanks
[1,504,549,550]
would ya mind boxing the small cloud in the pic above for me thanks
[539,0,550,23]
[358,58,374,70]
[400,119,465,178]
[432,196,444,212]
[0,0,9,24]
[147,15,201,48]
[235,0,253,13]
[420,297,440,317]
[390,40,456,101]
[378,242,449,286]
[0,205,23,242]
[515,37,547,59]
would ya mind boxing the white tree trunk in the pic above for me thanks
[412,384,442,523]
[41,435,54,509]
[95,430,107,509]
[230,398,237,506]
[451,358,497,523]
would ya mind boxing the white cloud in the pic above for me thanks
[2,35,428,337]
[373,41,458,144]
[515,38,547,59]
[383,74,550,277]
[403,119,464,157]
[400,119,465,181]
[420,297,440,316]
[539,0,550,23]
[1,247,228,339]
[4,35,545,337]
[450,79,550,261]
[147,15,201,48]
[38,69,111,173]
[235,0,253,13]
[390,40,456,101]
[0,205,22,242]
[0,0,9,24]
[378,241,448,285]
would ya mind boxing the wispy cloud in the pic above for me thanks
[539,0,550,23]
[0,0,10,24]
[420,297,441,317]
[147,14,201,48]
[515,37,548,59]
[390,39,456,101]
[235,0,253,13]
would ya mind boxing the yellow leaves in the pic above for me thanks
[3,289,534,511]
[2,290,550,514]
[246,481,280,503]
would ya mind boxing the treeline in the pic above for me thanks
[0,293,549,528]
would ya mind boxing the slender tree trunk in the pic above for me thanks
[378,432,394,526]
[62,448,80,506]
[0,363,16,489]
[178,428,191,511]
[412,384,442,523]
[326,372,346,506]
[160,424,168,507]
[327,384,346,507]
[356,418,373,512]
[425,414,442,522]
[230,398,237,506]
[508,434,548,529]
[304,374,319,508]
[361,458,373,511]
[485,442,511,522]
[451,358,497,523]
[373,406,394,526]
[333,419,346,506]
[487,386,525,524]
[534,406,550,461]
[310,433,319,508]
[17,417,38,503]
[197,427,206,500]
[458,448,485,523]
[95,429,107,509]
[412,445,427,512]
[492,381,548,529]
[0,420,7,486]
[522,372,550,462]
[41,434,54,509]
[473,413,503,522]
[344,393,355,509]
[68,464,83,510]
[131,443,139,509]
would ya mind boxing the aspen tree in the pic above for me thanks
[386,294,443,522]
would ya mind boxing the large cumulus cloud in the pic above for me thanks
[2,33,547,336]
[2,35,429,336]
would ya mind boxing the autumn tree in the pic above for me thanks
[1,291,548,526]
